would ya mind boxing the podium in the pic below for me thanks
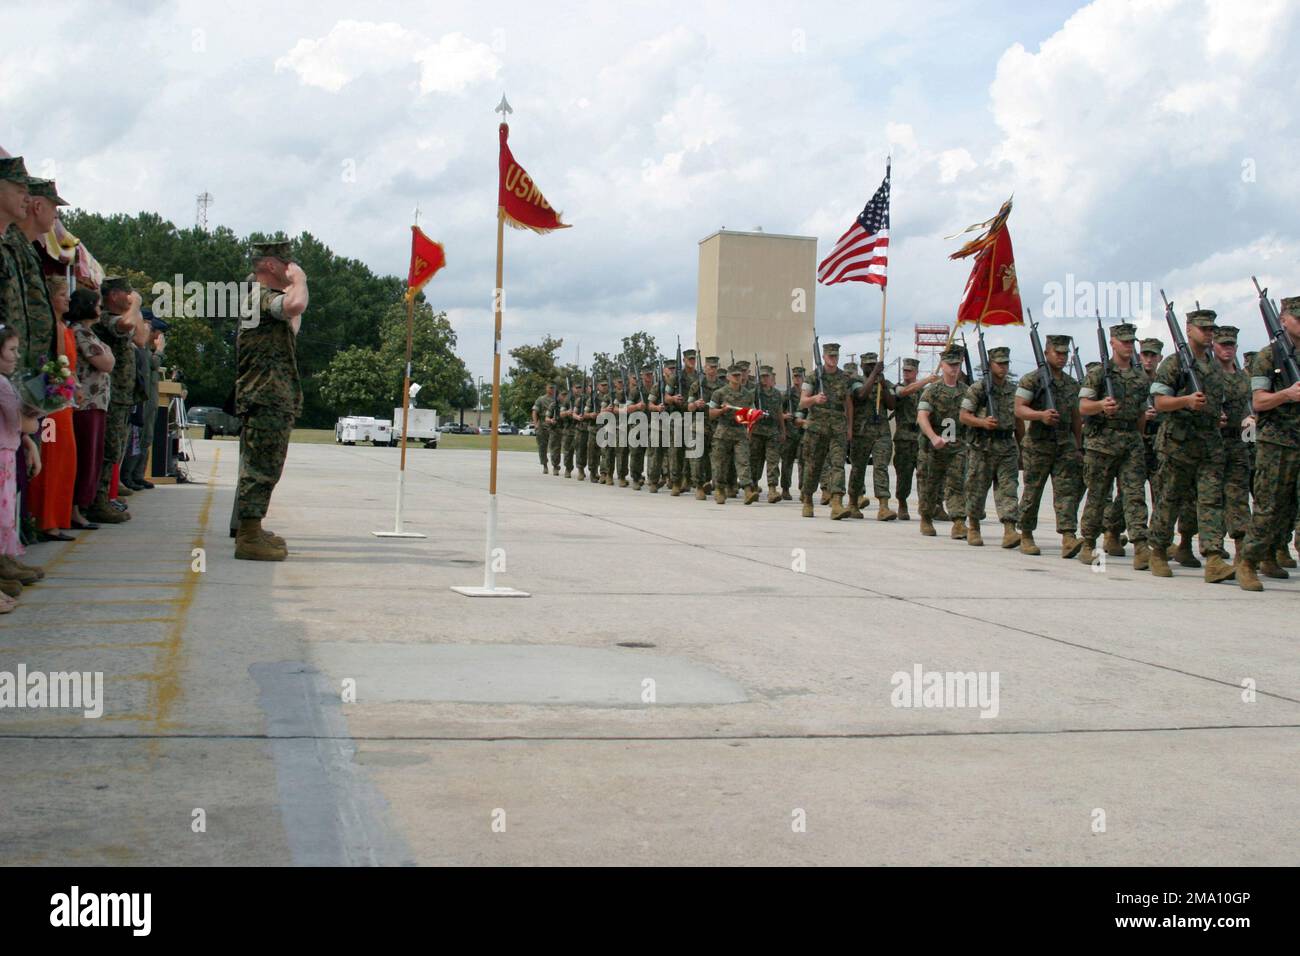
[149,381,187,484]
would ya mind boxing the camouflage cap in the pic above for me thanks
[251,239,293,261]
[1244,351,1258,363]
[1139,337,1164,355]
[682,349,697,359]
[791,366,806,375]
[0,156,33,185]
[1212,325,1239,344]
[1280,296,1300,318]
[861,352,878,364]
[822,342,840,355]
[1086,361,1101,371]
[727,363,744,375]
[1185,308,1217,327]
[759,365,774,375]
[664,359,678,369]
[1045,334,1071,354]
[27,178,68,205]
[100,276,133,295]
[902,358,920,369]
[842,362,859,375]
[940,346,964,364]
[1109,323,1137,341]
[704,355,720,366]
[737,359,751,370]
[988,346,1011,363]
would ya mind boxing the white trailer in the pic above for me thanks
[390,407,439,447]
[335,416,393,446]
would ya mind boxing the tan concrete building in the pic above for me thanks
[696,229,817,370]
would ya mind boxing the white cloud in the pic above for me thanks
[276,21,499,95]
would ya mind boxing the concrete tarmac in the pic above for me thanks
[1,437,1296,865]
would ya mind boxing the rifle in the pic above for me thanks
[812,330,824,395]
[1096,312,1117,403]
[1027,309,1056,425]
[656,355,666,410]
[1253,276,1300,386]
[960,333,974,385]
[675,336,683,401]
[1069,345,1085,384]
[753,353,764,421]
[565,373,573,422]
[1160,289,1203,395]
[976,326,993,415]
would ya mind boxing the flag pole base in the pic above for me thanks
[372,531,427,538]
[450,585,530,598]
[450,492,530,597]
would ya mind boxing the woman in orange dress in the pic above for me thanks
[27,276,80,541]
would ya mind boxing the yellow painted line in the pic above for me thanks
[151,447,218,734]
[0,616,177,631]
[13,598,184,608]
[27,582,186,590]
[0,640,167,653]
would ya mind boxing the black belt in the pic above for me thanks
[989,428,1015,440]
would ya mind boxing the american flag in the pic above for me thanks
[817,162,890,287]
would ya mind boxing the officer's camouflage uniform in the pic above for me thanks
[532,392,554,471]
[891,363,923,511]
[1078,349,1149,547]
[1015,358,1082,536]
[748,373,784,492]
[546,388,568,472]
[1242,333,1300,567]
[1215,330,1253,545]
[1148,328,1229,560]
[962,358,1021,528]
[573,386,590,476]
[779,372,805,496]
[709,375,754,490]
[688,366,721,491]
[917,377,968,522]
[800,362,852,505]
[629,378,651,486]
[235,276,302,520]
[849,369,894,506]
[3,221,57,375]
[93,299,138,509]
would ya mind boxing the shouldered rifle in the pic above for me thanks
[1160,289,1203,395]
[1253,276,1300,386]
[976,326,993,415]
[674,337,682,398]
[656,355,666,408]
[785,354,793,413]
[1096,312,1117,403]
[960,333,974,385]
[1027,308,1056,420]
[812,331,824,395]
[753,353,763,418]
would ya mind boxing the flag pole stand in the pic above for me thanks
[374,291,427,538]
[453,203,529,598]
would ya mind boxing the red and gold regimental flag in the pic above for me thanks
[733,407,765,434]
[498,123,571,233]
[406,226,446,300]
[949,198,1023,326]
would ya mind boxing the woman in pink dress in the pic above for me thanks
[1,324,48,611]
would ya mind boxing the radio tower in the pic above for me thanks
[195,191,214,231]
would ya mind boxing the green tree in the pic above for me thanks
[501,335,563,426]
[619,331,661,374]
[318,346,392,415]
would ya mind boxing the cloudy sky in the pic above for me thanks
[3,0,1297,382]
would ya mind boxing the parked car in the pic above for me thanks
[194,406,241,439]
[187,405,216,427]
[520,424,536,436]
[497,424,517,435]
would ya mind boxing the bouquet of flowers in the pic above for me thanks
[20,354,77,415]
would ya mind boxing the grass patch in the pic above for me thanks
[186,427,535,452]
